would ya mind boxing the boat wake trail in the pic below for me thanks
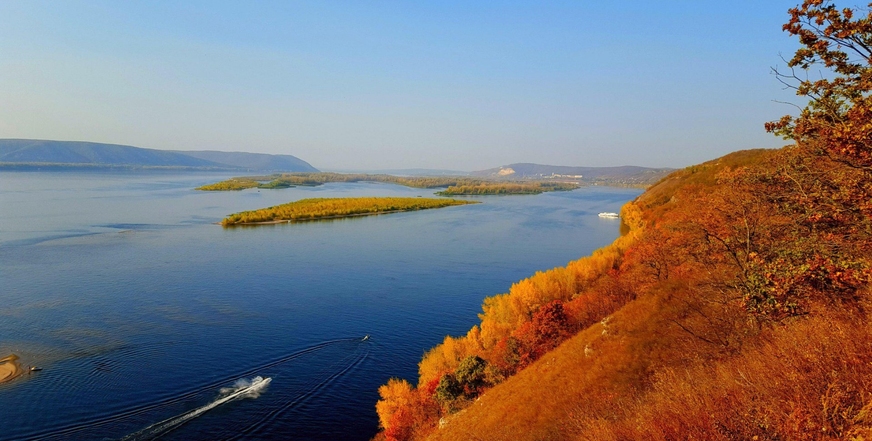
[24,339,360,440]
[120,376,272,441]
[226,341,369,440]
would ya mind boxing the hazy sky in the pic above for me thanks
[1,1,803,171]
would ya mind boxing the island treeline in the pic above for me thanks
[372,3,872,440]
[221,197,477,226]
[436,182,578,195]
[196,172,580,194]
[197,173,473,191]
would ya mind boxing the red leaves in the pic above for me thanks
[376,377,441,441]
[759,1,872,320]
[508,300,576,369]
[769,3,872,165]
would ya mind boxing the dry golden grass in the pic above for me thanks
[373,144,871,441]
[425,292,676,441]
[634,148,774,223]
[426,288,872,440]
[577,309,872,440]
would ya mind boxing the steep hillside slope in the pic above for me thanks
[172,150,317,172]
[0,139,318,172]
[375,3,872,439]
[427,291,676,441]
[374,147,872,440]
[0,139,221,168]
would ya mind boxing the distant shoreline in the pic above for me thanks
[0,162,244,172]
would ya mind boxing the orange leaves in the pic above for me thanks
[510,300,575,369]
[418,336,467,387]
[374,111,872,437]
[376,378,415,431]
[376,378,440,441]
[376,204,646,438]
[770,1,872,172]
[369,4,872,435]
[474,238,634,356]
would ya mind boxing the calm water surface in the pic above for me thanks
[0,171,641,440]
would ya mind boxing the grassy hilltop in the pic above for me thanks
[374,145,872,440]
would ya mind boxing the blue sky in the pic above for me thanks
[1,1,802,170]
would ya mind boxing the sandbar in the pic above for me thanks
[0,354,24,384]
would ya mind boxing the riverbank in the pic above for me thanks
[0,355,24,384]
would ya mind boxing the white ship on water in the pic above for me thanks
[598,212,620,218]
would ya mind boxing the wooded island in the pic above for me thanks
[220,197,477,226]
[196,172,580,195]
[436,182,578,195]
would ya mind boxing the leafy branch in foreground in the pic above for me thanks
[762,0,872,319]
[767,0,872,171]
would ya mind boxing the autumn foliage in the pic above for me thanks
[374,206,643,439]
[197,172,484,191]
[373,2,872,440]
[220,197,476,226]
[197,172,579,194]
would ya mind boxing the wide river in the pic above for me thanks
[0,171,641,440]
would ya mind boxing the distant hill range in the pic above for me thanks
[0,139,318,172]
[472,163,673,187]
[329,168,471,176]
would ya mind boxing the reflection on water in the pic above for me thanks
[0,171,640,440]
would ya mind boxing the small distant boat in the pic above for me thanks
[362,335,370,341]
[30,366,42,372]
[598,212,620,218]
